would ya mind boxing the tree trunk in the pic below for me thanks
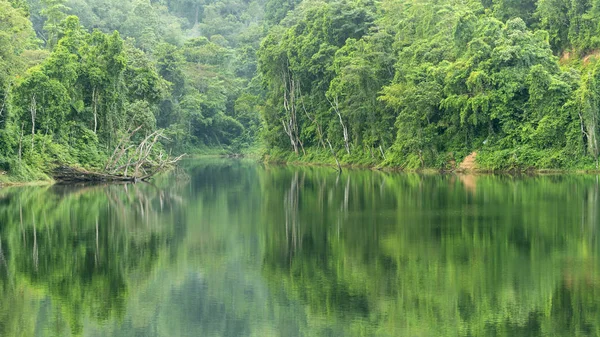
[327,95,350,154]
[379,145,386,160]
[57,128,185,183]
[299,88,326,150]
[0,84,9,118]
[587,120,599,168]
[30,94,36,151]
[282,67,300,155]
[580,103,600,168]
[327,139,342,172]
[18,123,24,164]
[92,87,99,134]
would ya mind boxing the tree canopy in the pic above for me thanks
[3,0,600,180]
[257,0,600,170]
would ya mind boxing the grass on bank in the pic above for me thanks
[261,146,600,173]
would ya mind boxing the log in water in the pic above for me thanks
[53,166,137,183]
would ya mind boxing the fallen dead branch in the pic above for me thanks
[54,127,186,183]
[53,166,137,183]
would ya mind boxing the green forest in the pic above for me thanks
[3,0,600,180]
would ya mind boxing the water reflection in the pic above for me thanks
[262,168,600,336]
[0,180,187,336]
[0,160,599,336]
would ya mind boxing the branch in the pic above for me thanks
[140,153,186,181]
[105,125,143,171]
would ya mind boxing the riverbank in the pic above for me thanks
[262,149,600,175]
[2,151,599,187]
[0,177,53,187]
[0,168,50,186]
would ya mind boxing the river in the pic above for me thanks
[0,159,599,336]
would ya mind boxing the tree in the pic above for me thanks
[40,0,70,49]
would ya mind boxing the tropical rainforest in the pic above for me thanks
[3,0,600,180]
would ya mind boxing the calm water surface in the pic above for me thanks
[0,159,599,336]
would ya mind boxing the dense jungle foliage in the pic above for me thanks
[0,0,264,181]
[258,0,600,170]
[4,0,600,180]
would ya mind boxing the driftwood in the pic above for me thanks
[53,166,138,183]
[53,127,186,183]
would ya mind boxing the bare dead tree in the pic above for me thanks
[327,94,350,155]
[139,151,186,181]
[105,125,143,171]
[281,63,306,155]
[18,123,24,164]
[30,94,36,151]
[109,130,165,174]
[106,130,185,179]
[92,87,100,134]
[55,126,185,183]
[105,129,186,180]
[379,145,387,160]
[282,67,299,155]
[578,83,600,168]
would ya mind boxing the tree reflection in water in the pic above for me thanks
[0,179,186,336]
[0,161,598,336]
